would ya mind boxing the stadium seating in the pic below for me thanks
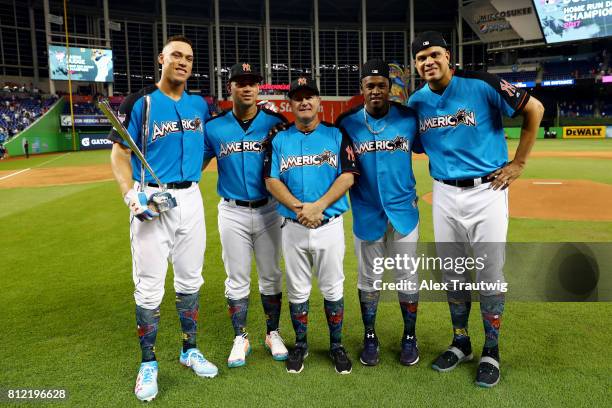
[0,95,56,142]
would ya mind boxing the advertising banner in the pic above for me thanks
[61,115,111,127]
[79,133,113,150]
[562,126,606,138]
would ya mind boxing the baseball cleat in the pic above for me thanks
[330,346,352,375]
[359,331,380,366]
[180,348,219,378]
[399,335,420,366]
[264,330,289,361]
[134,361,158,402]
[432,340,473,372]
[286,346,308,374]
[228,335,251,368]
[475,356,501,388]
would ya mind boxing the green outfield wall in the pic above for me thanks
[4,99,72,156]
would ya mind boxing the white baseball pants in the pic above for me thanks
[131,182,205,309]
[282,216,345,303]
[218,199,283,300]
[432,180,508,296]
[354,222,419,295]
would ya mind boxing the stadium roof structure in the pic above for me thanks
[47,0,459,30]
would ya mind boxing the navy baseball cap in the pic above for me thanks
[228,62,263,82]
[360,59,390,81]
[288,76,319,98]
[411,31,448,58]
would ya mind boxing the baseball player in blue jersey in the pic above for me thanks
[264,77,359,375]
[203,62,289,368]
[336,59,421,367]
[408,31,544,388]
[108,35,218,402]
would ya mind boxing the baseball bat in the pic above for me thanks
[97,100,165,188]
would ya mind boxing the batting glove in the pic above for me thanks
[124,188,159,221]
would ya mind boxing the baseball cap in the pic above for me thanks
[287,76,319,98]
[228,62,263,82]
[360,59,390,81]
[411,31,448,58]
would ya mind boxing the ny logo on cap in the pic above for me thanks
[423,40,430,46]
[297,77,307,85]
[242,63,251,72]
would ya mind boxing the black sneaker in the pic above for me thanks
[431,338,473,372]
[359,331,380,366]
[475,356,500,388]
[286,346,308,374]
[399,335,419,366]
[330,346,352,374]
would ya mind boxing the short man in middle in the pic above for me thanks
[264,76,359,375]
[204,62,289,368]
[336,59,421,367]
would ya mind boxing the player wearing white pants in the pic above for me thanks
[408,31,543,388]
[109,36,219,402]
[218,199,282,300]
[283,216,345,304]
[265,76,358,375]
[131,182,205,309]
[204,62,289,368]
[336,59,422,367]
[433,180,508,294]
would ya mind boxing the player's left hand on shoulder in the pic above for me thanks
[487,161,524,190]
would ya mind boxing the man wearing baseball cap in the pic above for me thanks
[336,59,421,367]
[203,62,289,368]
[408,31,544,387]
[264,76,359,374]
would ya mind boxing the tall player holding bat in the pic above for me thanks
[108,35,218,402]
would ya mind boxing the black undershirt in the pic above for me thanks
[233,110,258,132]
[431,86,445,95]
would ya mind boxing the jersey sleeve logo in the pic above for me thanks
[219,140,264,158]
[354,136,410,155]
[345,145,356,162]
[499,79,517,97]
[419,109,476,133]
[280,150,338,173]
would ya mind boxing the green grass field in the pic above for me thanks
[1,140,611,407]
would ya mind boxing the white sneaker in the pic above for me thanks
[228,335,251,368]
[265,330,289,361]
[134,361,158,402]
[179,348,218,378]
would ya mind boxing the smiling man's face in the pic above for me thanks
[158,41,194,85]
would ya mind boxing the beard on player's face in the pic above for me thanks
[416,47,451,83]
[231,80,259,109]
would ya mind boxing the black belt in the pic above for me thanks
[146,181,193,189]
[435,176,489,188]
[224,197,269,208]
[286,215,338,228]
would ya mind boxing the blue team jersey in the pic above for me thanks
[407,70,530,180]
[336,102,419,241]
[204,107,286,200]
[108,85,210,183]
[263,122,359,220]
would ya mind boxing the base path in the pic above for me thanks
[421,179,612,221]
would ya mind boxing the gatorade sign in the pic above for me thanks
[562,126,606,139]
[80,134,113,150]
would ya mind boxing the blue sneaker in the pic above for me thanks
[359,331,380,366]
[134,361,158,402]
[180,348,218,378]
[400,335,420,366]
